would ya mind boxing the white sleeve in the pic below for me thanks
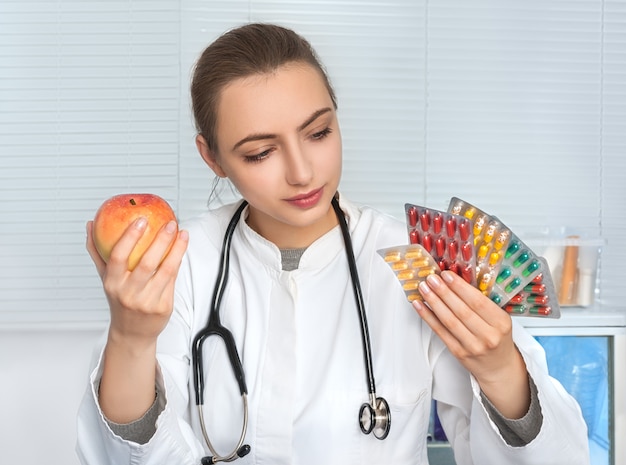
[75,255,207,465]
[432,320,590,465]
[75,335,206,465]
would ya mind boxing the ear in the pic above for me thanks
[196,134,227,178]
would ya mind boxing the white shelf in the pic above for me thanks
[519,307,626,336]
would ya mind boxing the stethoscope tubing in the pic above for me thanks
[192,200,249,405]
[330,196,378,398]
[192,195,390,462]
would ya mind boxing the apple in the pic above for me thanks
[92,193,177,271]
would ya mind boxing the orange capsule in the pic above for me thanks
[404,248,423,260]
[384,251,402,262]
[397,269,416,280]
[392,260,409,271]
[411,258,430,268]
[417,267,436,278]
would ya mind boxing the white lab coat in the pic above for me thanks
[76,196,590,464]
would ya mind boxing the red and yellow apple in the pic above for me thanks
[92,193,177,271]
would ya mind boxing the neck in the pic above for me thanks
[246,203,339,249]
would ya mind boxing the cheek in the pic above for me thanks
[327,138,343,175]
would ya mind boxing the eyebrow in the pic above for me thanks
[231,107,333,151]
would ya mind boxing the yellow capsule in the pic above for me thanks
[488,252,500,266]
[392,260,409,271]
[411,258,430,268]
[403,280,420,291]
[397,269,415,280]
[464,207,475,219]
[484,223,497,243]
[473,215,486,236]
[494,230,510,251]
[404,248,423,260]
[479,272,492,291]
[384,250,402,262]
[450,202,463,216]
[478,244,489,259]
[406,293,422,302]
[417,267,436,278]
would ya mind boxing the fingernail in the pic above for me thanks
[179,229,189,241]
[441,271,454,283]
[165,220,177,234]
[426,274,442,288]
[135,217,148,230]
[418,280,431,295]
[412,299,425,312]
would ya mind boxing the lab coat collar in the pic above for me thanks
[234,193,363,272]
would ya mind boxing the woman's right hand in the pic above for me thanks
[86,217,189,345]
[86,217,189,424]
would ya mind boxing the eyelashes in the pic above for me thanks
[243,127,333,164]
[311,127,332,140]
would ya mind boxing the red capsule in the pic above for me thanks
[407,206,418,227]
[527,294,549,305]
[448,262,459,274]
[509,294,524,304]
[461,242,473,261]
[409,229,420,244]
[438,259,447,271]
[448,240,458,260]
[420,210,431,232]
[422,233,433,252]
[459,219,471,241]
[524,284,546,293]
[530,306,552,316]
[445,217,457,237]
[433,213,443,234]
[505,304,527,314]
[436,237,446,257]
[461,264,474,283]
[531,273,543,284]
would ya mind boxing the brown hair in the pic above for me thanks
[191,23,337,154]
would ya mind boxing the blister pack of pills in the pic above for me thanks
[487,232,547,307]
[404,203,477,285]
[377,244,440,302]
[505,260,561,318]
[380,197,561,318]
[447,197,512,296]
[445,197,560,318]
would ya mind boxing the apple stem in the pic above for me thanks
[130,198,136,206]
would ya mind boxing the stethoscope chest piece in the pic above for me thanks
[359,396,391,440]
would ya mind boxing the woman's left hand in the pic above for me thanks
[412,270,530,419]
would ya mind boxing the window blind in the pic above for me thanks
[1,0,624,327]
[0,0,181,326]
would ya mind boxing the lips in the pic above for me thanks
[285,187,324,208]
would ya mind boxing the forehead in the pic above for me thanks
[215,64,335,140]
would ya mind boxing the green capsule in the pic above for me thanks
[491,294,502,305]
[513,251,530,268]
[505,241,520,259]
[522,260,540,277]
[496,267,512,284]
[506,304,526,314]
[505,277,522,293]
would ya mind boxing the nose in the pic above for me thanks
[284,141,313,186]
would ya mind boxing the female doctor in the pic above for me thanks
[77,23,589,464]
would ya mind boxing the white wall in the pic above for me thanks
[0,329,103,464]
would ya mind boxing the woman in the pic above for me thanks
[77,23,589,464]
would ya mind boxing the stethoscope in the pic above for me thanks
[191,194,390,464]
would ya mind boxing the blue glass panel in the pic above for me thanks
[535,336,610,465]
